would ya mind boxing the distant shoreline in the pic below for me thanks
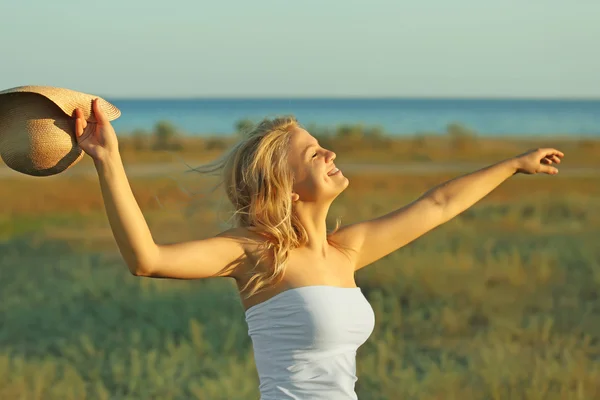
[106,96,600,102]
[115,131,600,139]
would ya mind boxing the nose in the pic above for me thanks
[326,150,336,163]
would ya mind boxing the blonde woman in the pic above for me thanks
[74,99,563,399]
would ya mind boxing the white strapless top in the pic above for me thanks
[245,285,375,400]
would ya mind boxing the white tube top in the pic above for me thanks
[245,285,375,400]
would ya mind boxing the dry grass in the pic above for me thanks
[111,135,600,167]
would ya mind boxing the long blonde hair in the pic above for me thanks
[191,116,341,299]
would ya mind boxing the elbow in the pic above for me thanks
[128,262,155,277]
[129,266,147,277]
[421,194,449,224]
[425,190,446,209]
[129,246,160,277]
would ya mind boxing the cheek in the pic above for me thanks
[294,176,317,195]
[293,170,324,196]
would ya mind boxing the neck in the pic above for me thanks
[294,201,332,256]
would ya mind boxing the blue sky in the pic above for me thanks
[1,0,598,98]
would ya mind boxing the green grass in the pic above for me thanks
[1,170,600,399]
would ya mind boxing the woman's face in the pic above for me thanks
[287,127,349,204]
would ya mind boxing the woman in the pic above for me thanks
[74,99,563,399]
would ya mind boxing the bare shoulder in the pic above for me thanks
[215,226,276,286]
[216,226,268,250]
[217,225,269,261]
[328,224,363,252]
[326,196,444,271]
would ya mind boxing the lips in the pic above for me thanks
[327,167,340,176]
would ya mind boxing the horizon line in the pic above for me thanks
[104,94,600,101]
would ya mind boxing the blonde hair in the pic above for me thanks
[192,116,343,299]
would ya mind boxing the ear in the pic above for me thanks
[291,192,300,202]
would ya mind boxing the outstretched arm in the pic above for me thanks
[75,100,248,279]
[421,148,562,224]
[332,148,564,271]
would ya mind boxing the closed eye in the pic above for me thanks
[312,153,318,158]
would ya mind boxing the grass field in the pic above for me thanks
[1,136,599,399]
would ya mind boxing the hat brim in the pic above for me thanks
[0,85,121,122]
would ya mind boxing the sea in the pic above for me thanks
[107,98,600,138]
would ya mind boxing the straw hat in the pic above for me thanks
[0,85,121,177]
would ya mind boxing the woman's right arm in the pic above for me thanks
[94,154,247,280]
[77,100,245,280]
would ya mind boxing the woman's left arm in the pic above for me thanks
[333,148,564,271]
[426,147,563,222]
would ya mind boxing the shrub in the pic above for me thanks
[152,121,182,151]
[447,122,478,151]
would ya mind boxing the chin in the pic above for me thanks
[332,176,349,197]
[339,175,350,190]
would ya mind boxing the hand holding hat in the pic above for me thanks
[0,85,121,177]
[74,98,120,164]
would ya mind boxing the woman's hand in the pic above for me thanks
[74,98,120,163]
[514,148,564,175]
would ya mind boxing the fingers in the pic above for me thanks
[74,99,110,130]
[539,163,559,175]
[74,108,88,140]
[541,155,561,164]
[538,150,561,174]
[536,148,564,173]
[92,98,110,125]
[538,148,564,159]
[549,154,563,165]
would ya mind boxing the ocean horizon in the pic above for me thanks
[107,97,600,138]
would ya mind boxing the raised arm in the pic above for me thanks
[332,148,564,271]
[76,100,248,279]
[94,154,248,279]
